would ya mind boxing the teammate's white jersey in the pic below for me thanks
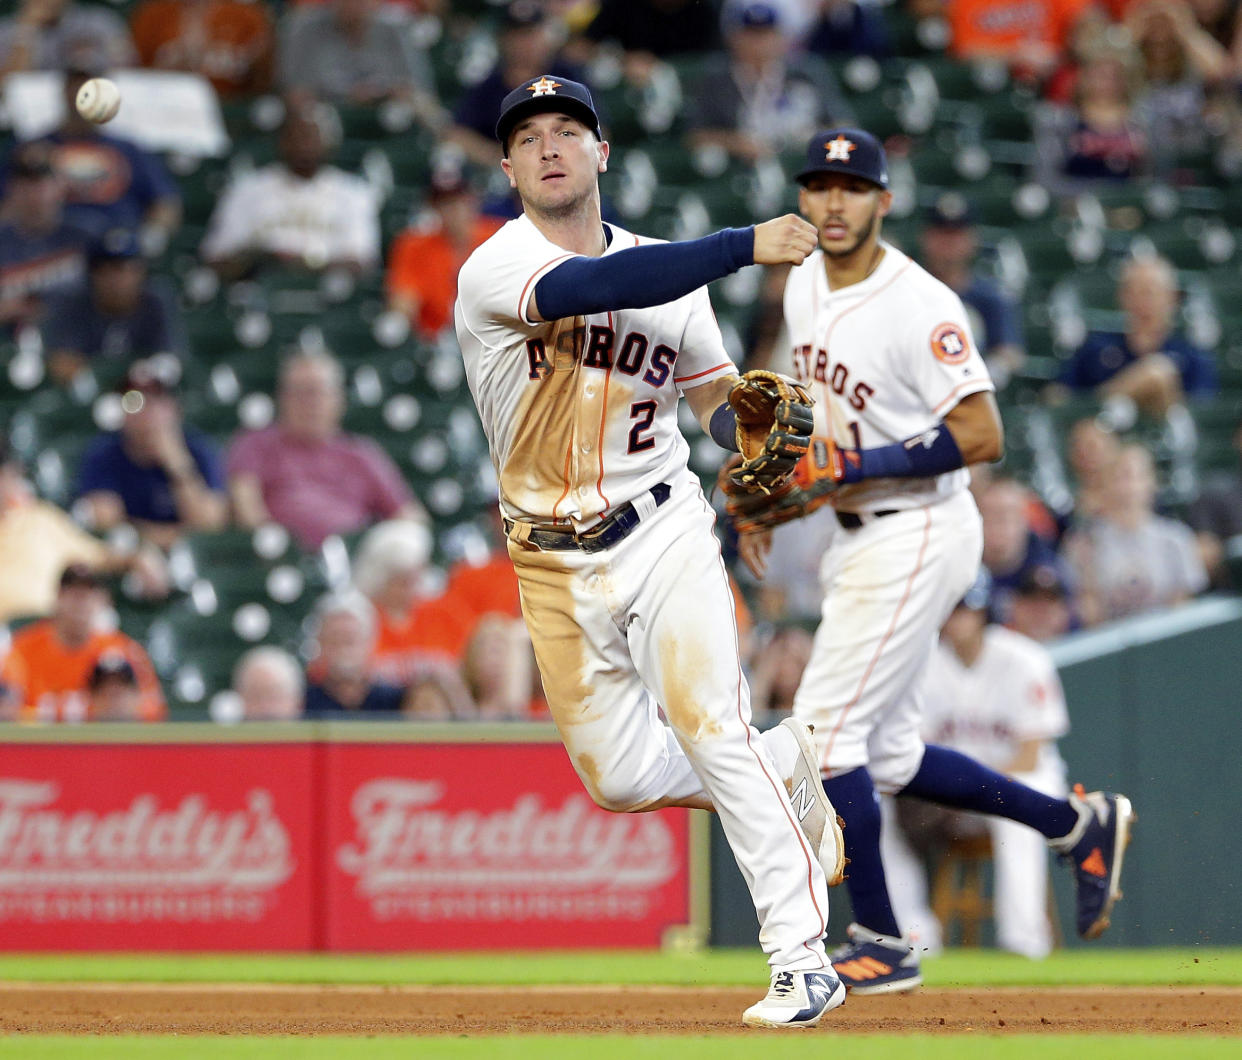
[921,625,1069,777]
[783,241,994,513]
[455,214,735,529]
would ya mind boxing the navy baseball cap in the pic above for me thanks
[957,568,993,612]
[495,74,603,153]
[1016,563,1070,599]
[795,127,889,189]
[727,2,783,30]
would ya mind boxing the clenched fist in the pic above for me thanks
[753,214,818,266]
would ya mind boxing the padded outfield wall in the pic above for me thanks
[710,597,1242,949]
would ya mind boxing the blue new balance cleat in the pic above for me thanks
[742,968,847,1028]
[1058,786,1136,940]
[830,923,922,995]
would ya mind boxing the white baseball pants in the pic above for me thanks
[793,490,984,791]
[508,483,831,971]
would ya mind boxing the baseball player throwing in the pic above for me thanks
[454,75,848,1028]
[730,127,1134,994]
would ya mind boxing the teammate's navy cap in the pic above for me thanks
[1016,563,1070,599]
[795,127,889,189]
[957,568,992,612]
[495,74,603,153]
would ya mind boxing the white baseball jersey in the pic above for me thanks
[782,241,994,513]
[920,626,1069,779]
[455,215,736,530]
[454,213,835,976]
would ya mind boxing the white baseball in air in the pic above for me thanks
[75,78,122,124]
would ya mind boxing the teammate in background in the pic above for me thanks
[455,75,847,1028]
[881,570,1070,960]
[736,127,1133,994]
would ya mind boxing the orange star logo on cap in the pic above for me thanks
[527,77,562,98]
[824,135,856,162]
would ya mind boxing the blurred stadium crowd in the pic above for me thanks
[1,0,1241,729]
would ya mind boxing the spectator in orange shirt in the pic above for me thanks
[440,508,523,626]
[441,510,544,718]
[948,0,1095,81]
[385,170,503,341]
[352,519,473,698]
[11,562,165,722]
[130,0,275,97]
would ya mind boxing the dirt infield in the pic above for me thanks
[1,983,1240,1035]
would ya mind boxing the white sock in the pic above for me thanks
[1048,791,1090,854]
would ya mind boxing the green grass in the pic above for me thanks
[0,947,1239,987]
[1,1037,1238,1059]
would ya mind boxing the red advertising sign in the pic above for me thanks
[0,743,316,950]
[0,734,696,952]
[322,742,692,950]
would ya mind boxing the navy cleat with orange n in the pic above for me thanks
[830,923,922,995]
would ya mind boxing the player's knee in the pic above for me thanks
[586,776,650,813]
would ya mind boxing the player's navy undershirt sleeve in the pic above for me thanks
[533,228,754,319]
[838,423,965,482]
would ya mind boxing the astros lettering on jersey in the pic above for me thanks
[455,215,736,529]
[782,239,994,513]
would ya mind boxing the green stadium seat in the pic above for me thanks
[978,94,1035,142]
[169,157,230,227]
[917,55,1011,102]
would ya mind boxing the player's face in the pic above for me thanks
[501,112,608,218]
[940,604,986,656]
[798,173,891,260]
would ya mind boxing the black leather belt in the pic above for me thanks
[836,508,900,530]
[507,483,672,553]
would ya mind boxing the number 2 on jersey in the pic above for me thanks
[628,400,657,453]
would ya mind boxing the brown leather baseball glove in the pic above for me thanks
[726,370,815,494]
